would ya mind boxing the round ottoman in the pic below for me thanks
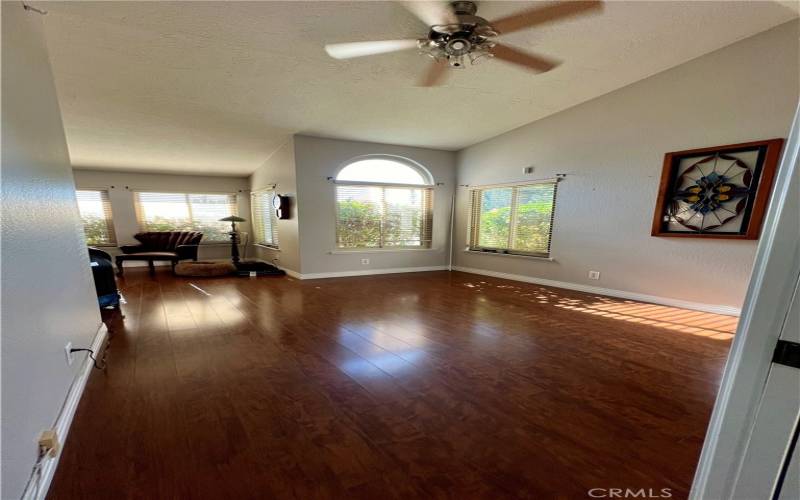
[174,260,235,277]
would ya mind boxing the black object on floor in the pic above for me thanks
[89,247,121,308]
[234,260,286,277]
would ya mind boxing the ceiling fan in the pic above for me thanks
[324,1,604,86]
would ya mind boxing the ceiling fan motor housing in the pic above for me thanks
[451,1,478,16]
[421,0,496,67]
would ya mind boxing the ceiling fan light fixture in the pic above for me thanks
[448,55,465,68]
[468,49,492,65]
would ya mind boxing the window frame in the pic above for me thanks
[333,156,435,251]
[250,187,280,249]
[132,190,239,243]
[467,180,559,259]
[75,188,117,247]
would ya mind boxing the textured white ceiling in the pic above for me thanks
[38,1,798,176]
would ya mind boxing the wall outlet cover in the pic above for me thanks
[361,258,370,265]
[64,342,74,366]
[588,271,601,280]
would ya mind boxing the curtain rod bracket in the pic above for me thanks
[22,2,47,15]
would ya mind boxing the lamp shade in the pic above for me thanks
[219,215,246,222]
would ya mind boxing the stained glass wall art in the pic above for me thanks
[651,139,784,239]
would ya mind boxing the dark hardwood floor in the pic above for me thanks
[48,270,735,499]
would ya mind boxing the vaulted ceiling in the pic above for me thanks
[39,1,798,175]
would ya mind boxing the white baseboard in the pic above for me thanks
[451,266,741,316]
[281,267,302,279]
[22,323,109,500]
[299,265,449,280]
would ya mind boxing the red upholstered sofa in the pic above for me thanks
[115,231,203,276]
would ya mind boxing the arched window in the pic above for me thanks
[334,156,434,249]
[336,158,432,185]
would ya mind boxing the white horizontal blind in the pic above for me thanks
[251,189,279,247]
[336,185,433,248]
[134,191,238,242]
[76,189,116,246]
[469,181,557,257]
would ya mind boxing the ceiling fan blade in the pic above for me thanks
[490,0,604,35]
[402,1,458,27]
[491,44,561,73]
[419,59,448,86]
[324,39,419,59]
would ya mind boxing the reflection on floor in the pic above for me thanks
[49,270,734,499]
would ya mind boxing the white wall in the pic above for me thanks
[453,20,799,311]
[1,4,102,498]
[293,135,457,276]
[72,169,251,261]
[249,137,301,273]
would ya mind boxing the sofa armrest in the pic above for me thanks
[119,244,145,254]
[176,244,200,261]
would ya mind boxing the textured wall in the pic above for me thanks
[453,21,799,310]
[72,169,251,261]
[1,4,102,498]
[293,135,456,275]
[249,137,302,273]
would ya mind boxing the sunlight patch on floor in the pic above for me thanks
[458,279,736,340]
[554,302,735,340]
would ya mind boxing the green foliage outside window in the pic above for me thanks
[337,200,382,247]
[141,216,228,241]
[473,183,556,255]
[81,215,113,245]
[512,196,554,253]
[336,197,428,248]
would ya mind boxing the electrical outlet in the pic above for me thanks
[588,270,601,280]
[361,258,370,265]
[38,429,60,457]
[64,342,74,366]
[522,166,534,174]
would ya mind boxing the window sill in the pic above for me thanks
[254,244,280,251]
[329,248,437,255]
[463,249,554,262]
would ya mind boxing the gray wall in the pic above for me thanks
[293,135,456,275]
[72,169,251,262]
[249,137,302,273]
[453,21,799,310]
[1,4,102,498]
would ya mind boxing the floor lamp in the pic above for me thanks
[219,215,246,265]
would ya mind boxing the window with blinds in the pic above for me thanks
[468,181,558,257]
[133,191,238,242]
[334,157,434,249]
[76,189,116,246]
[251,189,279,247]
[336,185,433,248]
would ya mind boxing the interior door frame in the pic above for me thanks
[691,102,800,498]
